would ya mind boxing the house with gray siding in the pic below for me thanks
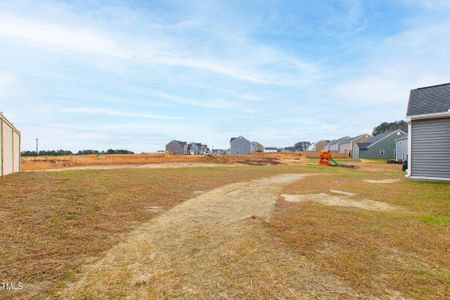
[230,136,252,155]
[325,136,351,152]
[313,140,330,151]
[186,142,210,155]
[166,140,188,155]
[251,141,265,152]
[352,130,407,159]
[340,134,371,156]
[406,83,450,181]
[395,137,408,162]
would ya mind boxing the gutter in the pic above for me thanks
[406,110,450,121]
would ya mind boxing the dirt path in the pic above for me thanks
[59,174,360,299]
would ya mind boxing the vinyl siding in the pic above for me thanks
[359,131,407,159]
[411,118,450,180]
[0,116,21,176]
[230,137,252,155]
[166,141,186,155]
[0,119,2,176]
[395,138,408,161]
[2,123,13,175]
[352,144,360,159]
[13,131,20,172]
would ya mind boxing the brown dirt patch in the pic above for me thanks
[281,193,395,211]
[59,174,360,299]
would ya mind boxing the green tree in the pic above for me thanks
[372,120,407,136]
[294,141,312,151]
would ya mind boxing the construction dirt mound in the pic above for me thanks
[22,153,304,171]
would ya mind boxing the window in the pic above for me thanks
[379,149,385,155]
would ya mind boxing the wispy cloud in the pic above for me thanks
[0,72,14,90]
[0,12,319,85]
[0,15,131,58]
[60,107,181,120]
[331,19,450,108]
[1,1,448,151]
[400,0,450,10]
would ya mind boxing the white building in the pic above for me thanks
[1,113,21,176]
[395,137,408,162]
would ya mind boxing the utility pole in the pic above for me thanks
[35,138,39,156]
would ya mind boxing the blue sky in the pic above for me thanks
[1,0,449,152]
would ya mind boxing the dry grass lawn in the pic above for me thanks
[0,164,301,299]
[21,152,306,171]
[1,159,448,299]
[267,164,450,299]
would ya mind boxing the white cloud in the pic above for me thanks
[331,20,450,105]
[401,0,450,10]
[0,15,131,58]
[0,13,320,85]
[0,72,14,90]
[60,107,181,120]
[142,88,236,109]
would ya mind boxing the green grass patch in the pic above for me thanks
[418,214,450,226]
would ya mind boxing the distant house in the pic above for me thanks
[212,149,225,155]
[282,146,296,152]
[187,142,209,155]
[251,141,265,153]
[166,140,188,155]
[340,134,371,156]
[230,136,252,155]
[406,83,450,181]
[264,147,279,153]
[395,137,408,162]
[353,130,407,159]
[313,140,330,151]
[326,136,351,152]
[187,143,200,155]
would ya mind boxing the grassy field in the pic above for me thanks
[268,164,450,298]
[0,164,300,299]
[0,159,449,299]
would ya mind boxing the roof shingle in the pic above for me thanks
[407,83,450,116]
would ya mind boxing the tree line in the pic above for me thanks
[372,120,407,136]
[21,149,134,157]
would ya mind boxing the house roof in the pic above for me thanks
[357,142,371,150]
[172,140,187,146]
[407,83,450,117]
[230,136,250,143]
[366,131,394,144]
[360,130,406,149]
[329,136,351,146]
[350,134,370,142]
